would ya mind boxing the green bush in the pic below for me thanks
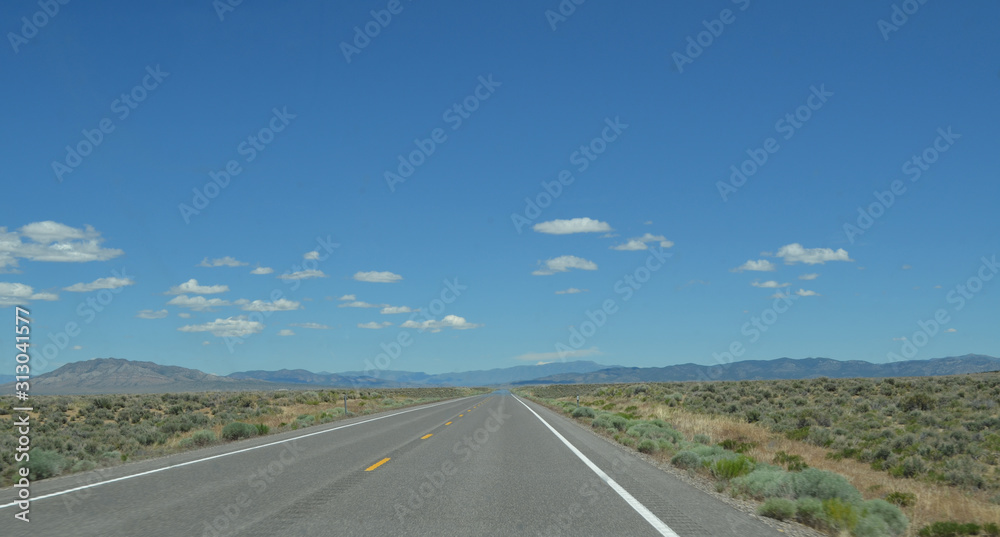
[773,451,808,472]
[855,514,891,537]
[571,406,596,418]
[693,434,711,444]
[711,455,755,480]
[731,467,795,499]
[985,522,1000,537]
[255,424,269,435]
[792,468,863,503]
[23,449,65,479]
[637,439,658,454]
[626,421,683,444]
[794,497,826,527]
[823,498,860,533]
[221,422,258,441]
[191,430,216,446]
[671,451,701,470]
[885,491,916,507]
[758,498,796,521]
[862,499,908,536]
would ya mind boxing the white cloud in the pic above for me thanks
[358,321,392,329]
[166,295,231,311]
[0,282,59,307]
[167,279,229,295]
[250,266,273,275]
[177,315,264,337]
[72,345,82,350]
[752,280,789,289]
[177,312,191,318]
[514,347,600,362]
[339,300,385,309]
[533,218,612,235]
[798,273,819,280]
[178,316,264,338]
[732,259,776,272]
[532,255,598,276]
[277,269,327,280]
[303,251,320,260]
[555,288,587,294]
[945,328,957,333]
[902,264,912,270]
[796,289,820,297]
[776,243,852,265]
[135,309,168,319]
[198,256,246,267]
[289,322,332,330]
[338,294,356,301]
[610,233,673,251]
[380,306,416,314]
[400,315,482,333]
[0,222,123,271]
[240,299,302,312]
[277,329,295,336]
[202,341,211,346]
[63,276,134,292]
[353,271,402,283]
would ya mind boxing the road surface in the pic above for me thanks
[2,391,784,536]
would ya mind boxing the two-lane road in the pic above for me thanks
[3,392,784,536]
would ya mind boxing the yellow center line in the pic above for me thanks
[445,421,452,425]
[365,457,391,472]
[421,433,433,439]
[459,414,464,417]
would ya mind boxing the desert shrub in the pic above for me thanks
[861,499,908,535]
[719,439,757,453]
[795,497,826,527]
[571,406,596,418]
[855,514,891,537]
[823,498,860,533]
[71,459,97,473]
[731,467,795,499]
[671,451,700,470]
[885,491,916,507]
[637,439,658,454]
[693,434,711,444]
[985,523,1000,537]
[23,449,65,479]
[758,498,796,521]
[626,421,683,444]
[191,430,216,446]
[773,451,808,472]
[712,455,755,480]
[221,422,257,441]
[792,468,863,503]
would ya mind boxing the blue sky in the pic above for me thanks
[3,0,998,376]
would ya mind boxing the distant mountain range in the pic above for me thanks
[514,354,1000,384]
[3,355,997,395]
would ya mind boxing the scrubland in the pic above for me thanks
[522,373,1000,537]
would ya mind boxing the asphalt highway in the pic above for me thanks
[2,392,785,536]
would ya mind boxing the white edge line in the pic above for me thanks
[513,395,680,537]
[0,395,481,510]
